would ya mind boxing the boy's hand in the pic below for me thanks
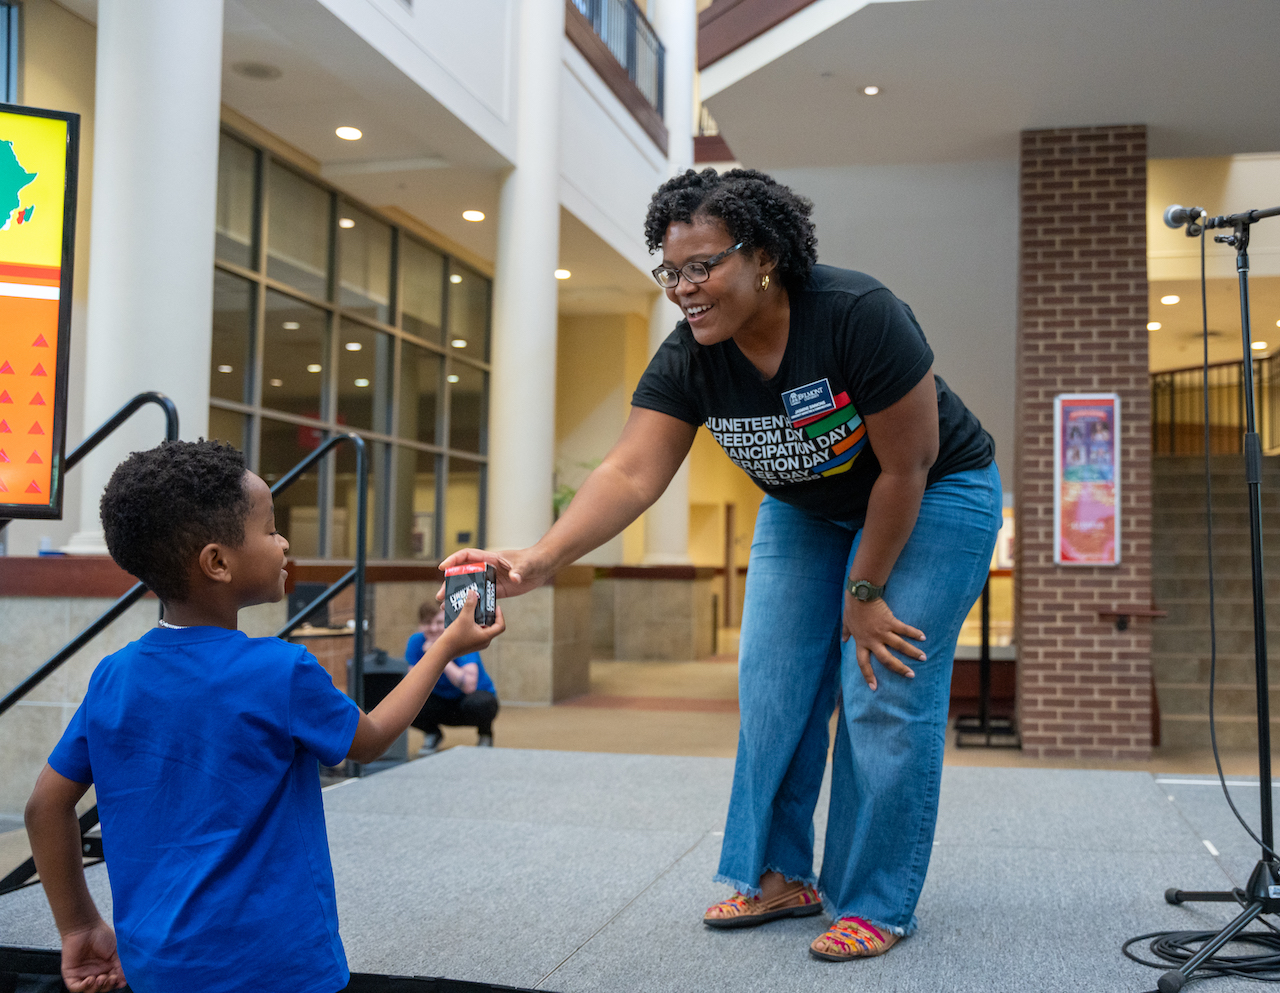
[441,592,505,655]
[61,919,125,992]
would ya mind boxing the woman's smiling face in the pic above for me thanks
[661,217,770,347]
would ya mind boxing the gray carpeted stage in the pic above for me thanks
[2,749,1278,992]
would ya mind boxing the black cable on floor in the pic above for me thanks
[1125,227,1280,987]
[1124,929,1280,984]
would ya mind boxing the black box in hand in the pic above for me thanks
[443,563,497,627]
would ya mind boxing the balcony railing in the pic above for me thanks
[1151,356,1280,455]
[570,0,665,118]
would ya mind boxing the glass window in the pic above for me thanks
[259,417,322,558]
[334,439,382,559]
[210,271,254,403]
[337,319,392,433]
[448,361,487,454]
[207,407,247,453]
[267,162,330,300]
[397,341,441,446]
[263,291,328,420]
[401,237,443,343]
[216,134,256,268]
[443,456,484,555]
[393,447,438,560]
[337,205,392,324]
[446,262,490,362]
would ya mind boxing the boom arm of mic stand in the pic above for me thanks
[1203,205,1280,229]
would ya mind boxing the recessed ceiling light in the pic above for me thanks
[345,342,362,351]
[862,85,880,96]
[1253,341,1268,351]
[269,378,284,387]
[1147,322,1162,331]
[335,126,363,141]
[449,274,463,284]
[447,374,460,384]
[338,217,355,229]
[1161,295,1180,305]
[1276,320,1280,328]
[283,321,301,330]
[462,210,485,222]
[354,378,370,387]
[232,61,282,81]
[451,339,467,348]
[554,269,571,280]
[217,364,233,373]
[306,363,322,373]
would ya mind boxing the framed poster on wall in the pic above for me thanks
[1054,392,1120,566]
[0,102,79,518]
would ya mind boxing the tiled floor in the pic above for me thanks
[419,656,1271,778]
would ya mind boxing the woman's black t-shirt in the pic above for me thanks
[631,264,994,528]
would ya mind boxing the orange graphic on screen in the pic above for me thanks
[0,110,68,506]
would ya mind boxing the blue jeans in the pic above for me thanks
[716,463,1002,936]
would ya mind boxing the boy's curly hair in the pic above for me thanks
[644,168,819,292]
[100,440,251,602]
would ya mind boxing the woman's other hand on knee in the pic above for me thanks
[842,596,924,691]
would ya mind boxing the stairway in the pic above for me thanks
[1152,454,1280,749]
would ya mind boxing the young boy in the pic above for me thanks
[24,440,503,993]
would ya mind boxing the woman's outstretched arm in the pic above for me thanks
[441,407,697,596]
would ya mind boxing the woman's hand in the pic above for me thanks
[842,595,925,691]
[437,547,550,602]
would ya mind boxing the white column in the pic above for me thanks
[642,0,698,566]
[642,295,691,565]
[487,0,565,550]
[65,0,224,554]
[652,0,697,175]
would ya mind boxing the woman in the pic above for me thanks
[442,169,1000,961]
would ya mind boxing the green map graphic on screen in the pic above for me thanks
[0,140,38,228]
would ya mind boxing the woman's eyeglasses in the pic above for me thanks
[651,242,745,289]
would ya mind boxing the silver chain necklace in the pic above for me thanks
[157,618,189,630]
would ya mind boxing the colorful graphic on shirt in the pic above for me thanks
[0,107,75,512]
[705,380,867,486]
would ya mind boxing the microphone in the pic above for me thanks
[1164,204,1205,229]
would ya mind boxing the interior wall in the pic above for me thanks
[554,312,650,564]
[770,160,1020,497]
[5,0,97,556]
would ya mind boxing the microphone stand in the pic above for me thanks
[1157,204,1280,992]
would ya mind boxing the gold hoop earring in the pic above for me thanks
[760,274,770,292]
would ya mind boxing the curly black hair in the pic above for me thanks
[644,168,818,292]
[100,439,251,603]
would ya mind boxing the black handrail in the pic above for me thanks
[0,425,370,895]
[0,391,179,539]
[269,432,369,715]
[0,393,179,716]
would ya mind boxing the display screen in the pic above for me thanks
[0,103,79,517]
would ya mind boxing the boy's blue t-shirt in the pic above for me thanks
[404,632,495,700]
[48,626,360,993]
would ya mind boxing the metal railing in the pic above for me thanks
[1151,355,1280,455]
[0,416,371,896]
[571,0,665,116]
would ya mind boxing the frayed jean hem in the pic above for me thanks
[818,893,912,937]
[713,866,819,899]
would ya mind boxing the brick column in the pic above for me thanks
[1015,125,1152,760]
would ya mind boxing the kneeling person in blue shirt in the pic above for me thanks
[406,600,499,754]
[24,440,503,993]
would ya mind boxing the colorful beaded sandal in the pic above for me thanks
[809,916,900,961]
[703,883,822,930]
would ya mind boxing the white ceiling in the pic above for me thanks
[703,0,1280,169]
[53,0,657,315]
